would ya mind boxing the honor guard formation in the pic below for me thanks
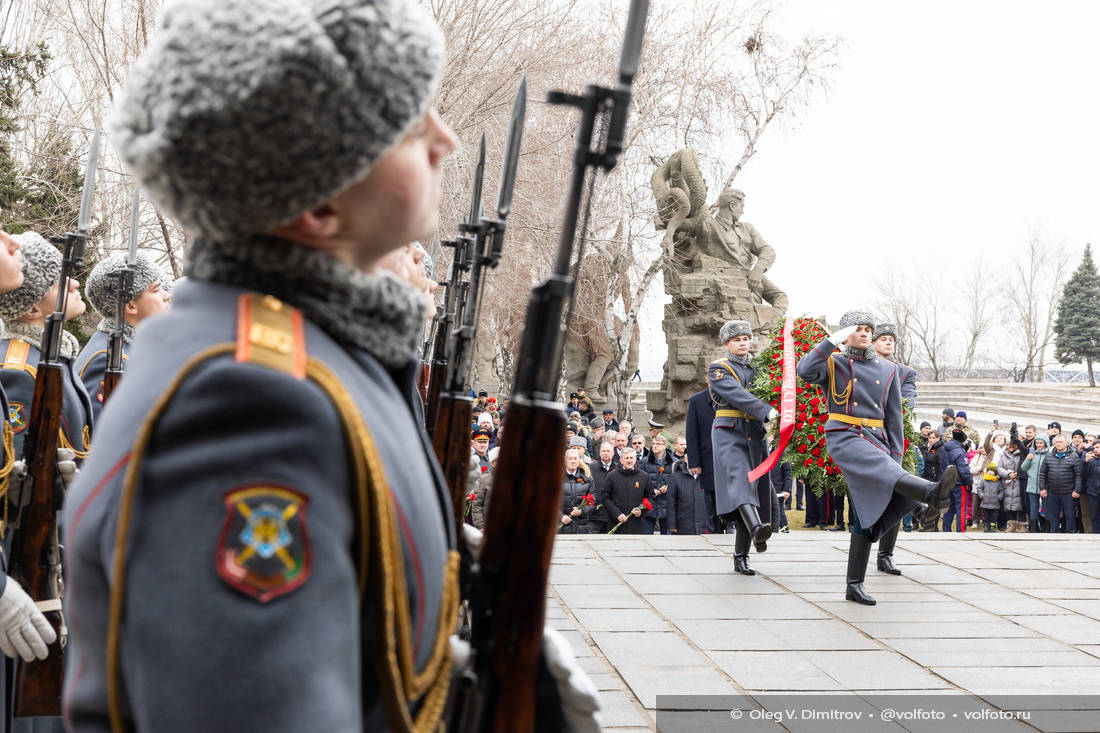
[0,0,1095,731]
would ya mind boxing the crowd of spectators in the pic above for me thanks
[462,387,1100,537]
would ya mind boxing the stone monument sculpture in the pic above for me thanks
[646,148,787,428]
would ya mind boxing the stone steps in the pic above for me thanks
[914,381,1100,434]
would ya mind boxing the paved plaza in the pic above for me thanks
[548,532,1100,731]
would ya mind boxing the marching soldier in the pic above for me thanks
[0,232,94,462]
[75,251,170,419]
[798,310,957,605]
[707,319,776,575]
[61,0,596,731]
[870,321,918,569]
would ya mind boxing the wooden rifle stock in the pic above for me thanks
[416,361,430,406]
[11,362,66,717]
[467,398,565,733]
[432,393,475,534]
[101,368,122,405]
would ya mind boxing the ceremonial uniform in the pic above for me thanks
[708,319,774,575]
[63,277,459,732]
[707,357,772,518]
[800,311,955,605]
[73,329,126,420]
[796,338,912,538]
[1,327,94,466]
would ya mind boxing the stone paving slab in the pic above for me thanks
[549,532,1100,730]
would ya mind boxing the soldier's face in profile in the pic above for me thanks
[0,229,23,292]
[874,334,895,357]
[727,199,744,221]
[330,108,456,271]
[725,334,751,356]
[128,281,170,322]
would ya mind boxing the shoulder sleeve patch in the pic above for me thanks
[8,402,25,433]
[216,485,312,603]
[235,294,307,379]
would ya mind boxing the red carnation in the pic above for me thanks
[819,414,828,423]
[817,457,826,467]
[642,498,653,511]
[811,448,821,457]
[797,444,808,454]
[817,425,825,434]
[803,458,813,466]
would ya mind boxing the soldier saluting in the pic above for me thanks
[797,310,957,605]
[707,319,777,576]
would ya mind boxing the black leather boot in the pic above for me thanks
[893,466,957,521]
[737,503,771,553]
[876,524,902,575]
[733,517,755,575]
[845,532,876,605]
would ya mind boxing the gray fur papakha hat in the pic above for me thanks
[0,232,61,321]
[839,310,876,329]
[719,319,752,343]
[85,251,163,317]
[111,0,445,240]
[873,322,897,341]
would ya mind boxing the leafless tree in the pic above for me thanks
[1002,228,1068,382]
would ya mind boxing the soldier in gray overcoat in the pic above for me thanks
[798,310,957,605]
[60,1,600,731]
[707,319,776,575]
[871,321,918,573]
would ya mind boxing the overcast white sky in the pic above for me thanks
[638,0,1100,377]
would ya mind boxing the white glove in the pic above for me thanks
[0,577,56,662]
[449,634,471,680]
[542,627,601,733]
[462,524,484,562]
[57,448,78,489]
[829,325,858,345]
[767,408,778,422]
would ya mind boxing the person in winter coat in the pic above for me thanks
[603,448,656,535]
[770,459,792,533]
[1039,434,1083,533]
[997,441,1026,532]
[643,435,674,535]
[589,442,617,533]
[560,448,595,534]
[469,446,499,530]
[974,460,1004,532]
[942,429,974,532]
[666,456,710,535]
[1021,436,1049,533]
[1083,442,1100,534]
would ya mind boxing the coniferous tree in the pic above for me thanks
[1053,244,1100,387]
[0,42,51,231]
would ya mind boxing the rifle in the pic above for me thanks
[425,137,485,436]
[101,186,141,403]
[417,235,441,405]
[454,4,649,731]
[433,82,525,540]
[12,129,101,717]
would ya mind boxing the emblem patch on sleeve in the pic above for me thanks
[216,486,311,603]
[8,403,25,433]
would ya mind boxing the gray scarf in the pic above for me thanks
[96,318,135,344]
[843,345,877,360]
[727,352,752,366]
[186,235,426,370]
[4,320,80,360]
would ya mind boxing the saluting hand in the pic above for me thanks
[829,325,858,345]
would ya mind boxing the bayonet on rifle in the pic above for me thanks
[432,80,526,540]
[457,5,650,731]
[13,128,102,717]
[102,187,141,401]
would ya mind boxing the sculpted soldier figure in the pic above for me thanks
[75,251,170,418]
[712,189,788,313]
[63,1,596,731]
[797,310,957,605]
[707,319,777,575]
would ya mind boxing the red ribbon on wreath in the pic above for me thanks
[748,316,795,482]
